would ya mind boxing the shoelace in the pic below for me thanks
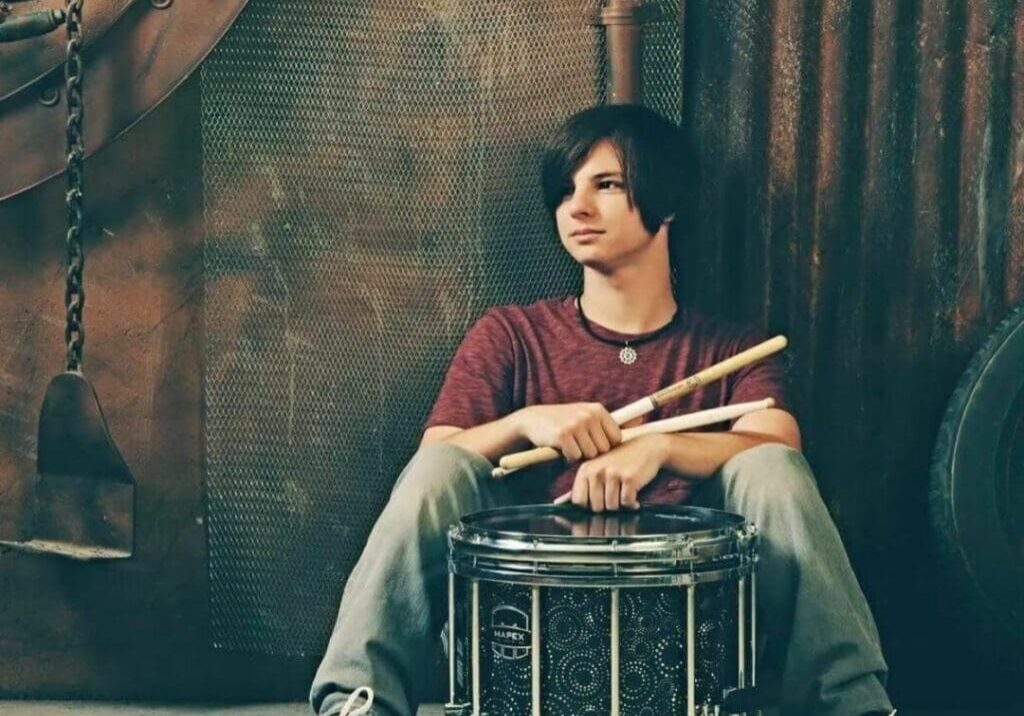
[336,686,374,715]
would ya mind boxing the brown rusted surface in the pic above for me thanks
[0,0,134,100]
[0,75,311,700]
[680,0,1023,708]
[0,0,248,201]
[0,0,1021,707]
[1007,1,1024,308]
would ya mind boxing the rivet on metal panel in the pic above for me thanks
[38,84,60,106]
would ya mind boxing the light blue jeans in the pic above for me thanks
[310,442,892,716]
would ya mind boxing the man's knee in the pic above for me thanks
[721,443,818,507]
[388,442,492,517]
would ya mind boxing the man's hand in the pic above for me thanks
[514,403,622,462]
[570,434,667,512]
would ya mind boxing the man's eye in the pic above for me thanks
[597,180,622,190]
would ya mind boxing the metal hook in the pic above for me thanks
[0,8,65,43]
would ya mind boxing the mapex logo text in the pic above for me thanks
[491,605,531,660]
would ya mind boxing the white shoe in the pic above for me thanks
[329,686,374,715]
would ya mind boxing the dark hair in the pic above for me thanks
[540,104,690,235]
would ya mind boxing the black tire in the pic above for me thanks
[929,302,1024,652]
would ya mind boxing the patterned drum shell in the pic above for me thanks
[445,505,759,716]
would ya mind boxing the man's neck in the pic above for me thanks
[579,269,677,334]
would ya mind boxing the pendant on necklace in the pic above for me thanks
[619,345,638,365]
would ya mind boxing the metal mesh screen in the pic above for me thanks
[201,0,682,655]
[643,0,685,123]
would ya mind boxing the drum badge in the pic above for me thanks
[491,605,531,660]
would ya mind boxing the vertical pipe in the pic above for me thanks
[600,0,642,103]
[687,584,696,716]
[751,570,758,687]
[738,576,747,688]
[472,580,480,716]
[448,572,457,706]
[532,586,541,716]
[611,588,621,716]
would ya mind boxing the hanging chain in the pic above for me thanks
[64,0,85,371]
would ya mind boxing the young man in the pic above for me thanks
[311,104,894,716]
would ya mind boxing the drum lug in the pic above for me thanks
[721,684,776,713]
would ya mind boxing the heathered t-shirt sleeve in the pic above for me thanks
[424,310,516,430]
[727,327,791,416]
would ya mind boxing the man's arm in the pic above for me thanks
[569,408,801,511]
[420,416,527,463]
[421,402,624,464]
[655,407,801,479]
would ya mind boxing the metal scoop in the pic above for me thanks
[0,1,134,560]
[7,371,134,559]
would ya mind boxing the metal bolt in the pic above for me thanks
[39,84,60,106]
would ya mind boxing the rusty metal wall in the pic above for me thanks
[0,0,1021,708]
[677,0,1023,707]
[0,77,309,700]
[196,0,682,660]
[198,0,603,658]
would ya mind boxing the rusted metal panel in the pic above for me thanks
[0,0,249,201]
[1007,1,1024,307]
[0,75,311,699]
[680,0,1023,707]
[0,0,134,100]
[0,0,1020,708]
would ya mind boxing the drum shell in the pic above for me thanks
[445,505,759,715]
[448,576,751,715]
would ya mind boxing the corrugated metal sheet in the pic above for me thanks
[677,0,1023,706]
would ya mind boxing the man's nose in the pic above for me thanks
[567,189,594,216]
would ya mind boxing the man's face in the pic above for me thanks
[554,140,662,273]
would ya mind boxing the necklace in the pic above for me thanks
[575,296,678,365]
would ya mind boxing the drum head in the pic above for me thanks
[450,505,756,588]
[460,503,745,541]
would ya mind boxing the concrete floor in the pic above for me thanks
[0,704,1015,715]
[0,706,334,716]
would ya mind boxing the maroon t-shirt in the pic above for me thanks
[425,296,790,505]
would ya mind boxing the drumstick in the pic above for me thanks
[550,397,776,504]
[492,335,787,476]
[491,398,776,478]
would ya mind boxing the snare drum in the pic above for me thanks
[445,505,759,716]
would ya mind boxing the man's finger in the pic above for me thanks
[588,472,605,512]
[575,430,600,459]
[600,410,623,445]
[561,435,583,462]
[571,470,590,508]
[621,484,640,510]
[604,474,621,511]
[589,422,612,454]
